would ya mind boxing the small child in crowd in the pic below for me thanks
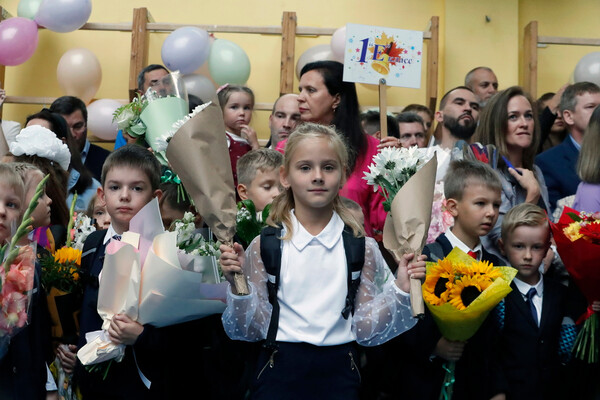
[220,123,426,399]
[158,181,194,230]
[0,163,53,399]
[494,203,597,400]
[217,84,259,194]
[85,193,111,231]
[379,159,504,400]
[73,145,163,399]
[236,148,283,213]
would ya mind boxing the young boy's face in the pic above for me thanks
[448,182,501,242]
[27,171,52,229]
[238,167,281,212]
[0,182,23,244]
[499,224,550,285]
[98,166,160,234]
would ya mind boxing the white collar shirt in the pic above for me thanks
[513,275,544,326]
[276,210,354,345]
[445,228,483,261]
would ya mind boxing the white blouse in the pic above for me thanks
[222,211,418,347]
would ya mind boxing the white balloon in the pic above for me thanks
[296,44,337,79]
[330,26,346,63]
[182,73,217,103]
[87,99,123,141]
[574,52,600,86]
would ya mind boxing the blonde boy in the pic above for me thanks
[236,148,283,212]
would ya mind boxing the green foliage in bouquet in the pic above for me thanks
[236,200,270,245]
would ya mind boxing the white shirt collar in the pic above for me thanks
[287,210,344,251]
[103,224,120,245]
[445,228,483,259]
[513,274,544,298]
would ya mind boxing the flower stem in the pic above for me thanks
[2,174,49,270]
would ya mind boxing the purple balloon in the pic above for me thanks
[0,17,39,66]
[35,0,92,33]
[161,27,211,75]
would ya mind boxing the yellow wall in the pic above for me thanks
[2,0,600,144]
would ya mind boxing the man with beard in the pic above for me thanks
[433,86,480,150]
[265,93,301,148]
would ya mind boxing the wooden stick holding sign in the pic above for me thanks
[378,78,388,138]
[342,23,429,318]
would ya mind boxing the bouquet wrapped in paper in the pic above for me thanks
[166,101,247,294]
[77,198,228,372]
[423,247,516,400]
[550,207,600,363]
[113,72,189,165]
[363,146,438,317]
[0,175,48,359]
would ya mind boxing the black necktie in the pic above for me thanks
[526,287,538,326]
[112,234,122,241]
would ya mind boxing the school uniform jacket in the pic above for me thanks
[368,233,504,400]
[493,278,578,400]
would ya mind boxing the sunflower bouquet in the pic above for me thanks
[423,247,517,400]
[550,207,600,363]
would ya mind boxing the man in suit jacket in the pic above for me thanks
[50,96,111,182]
[535,82,600,211]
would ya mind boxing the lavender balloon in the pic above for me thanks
[161,27,211,75]
[0,17,39,66]
[35,0,92,33]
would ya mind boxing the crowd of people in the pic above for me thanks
[0,60,599,400]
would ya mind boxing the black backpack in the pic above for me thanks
[259,225,365,349]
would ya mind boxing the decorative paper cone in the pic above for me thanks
[166,101,248,295]
[383,155,437,317]
[140,96,189,165]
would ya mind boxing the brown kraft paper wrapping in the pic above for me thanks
[166,101,249,295]
[382,154,437,317]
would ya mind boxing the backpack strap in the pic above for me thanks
[341,227,365,319]
[260,225,283,350]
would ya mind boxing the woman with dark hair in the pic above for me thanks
[473,86,551,262]
[26,109,101,212]
[293,60,386,238]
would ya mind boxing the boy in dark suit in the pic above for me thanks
[68,145,163,399]
[369,159,505,400]
[494,203,595,400]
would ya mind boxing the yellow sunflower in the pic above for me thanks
[54,247,82,266]
[465,260,502,280]
[423,258,456,306]
[448,275,493,310]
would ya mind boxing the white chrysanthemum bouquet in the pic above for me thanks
[363,146,432,212]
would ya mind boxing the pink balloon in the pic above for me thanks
[0,17,39,66]
[87,99,122,141]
